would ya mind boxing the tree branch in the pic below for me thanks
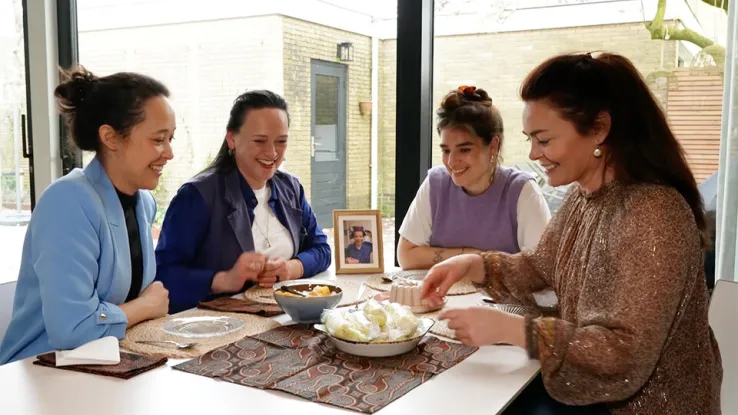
[645,0,726,66]
[667,25,715,48]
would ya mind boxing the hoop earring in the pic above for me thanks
[489,157,497,184]
[228,148,235,156]
[593,146,602,158]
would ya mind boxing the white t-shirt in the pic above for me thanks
[398,176,551,251]
[251,186,295,260]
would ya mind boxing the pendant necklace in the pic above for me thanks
[254,214,271,248]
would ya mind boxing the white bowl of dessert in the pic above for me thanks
[314,299,435,357]
[388,278,447,314]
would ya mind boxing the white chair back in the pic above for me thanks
[708,279,738,412]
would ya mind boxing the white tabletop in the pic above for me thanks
[0,272,540,415]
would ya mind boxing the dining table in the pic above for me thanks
[0,270,540,415]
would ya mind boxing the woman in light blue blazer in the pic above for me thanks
[0,67,175,364]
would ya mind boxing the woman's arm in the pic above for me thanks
[154,184,219,313]
[396,177,480,269]
[32,182,129,350]
[475,186,576,307]
[526,187,700,405]
[292,183,331,278]
[397,237,480,270]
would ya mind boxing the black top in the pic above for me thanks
[115,189,143,302]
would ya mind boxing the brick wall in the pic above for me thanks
[78,16,285,210]
[378,22,679,216]
[282,17,372,209]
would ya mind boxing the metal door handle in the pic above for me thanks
[311,136,322,157]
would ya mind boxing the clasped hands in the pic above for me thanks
[211,252,302,294]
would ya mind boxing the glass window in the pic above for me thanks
[0,0,30,284]
[77,0,398,270]
[429,0,730,215]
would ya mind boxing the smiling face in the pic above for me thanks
[352,230,364,247]
[100,96,176,194]
[440,126,498,195]
[226,108,289,190]
[523,100,609,191]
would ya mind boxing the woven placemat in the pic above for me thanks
[120,309,281,359]
[422,310,457,340]
[365,272,478,296]
[243,279,376,306]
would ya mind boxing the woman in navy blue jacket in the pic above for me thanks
[155,90,331,313]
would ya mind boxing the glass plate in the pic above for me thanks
[161,316,244,339]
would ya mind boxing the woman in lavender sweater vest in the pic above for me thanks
[397,86,551,270]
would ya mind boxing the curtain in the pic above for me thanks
[715,0,738,283]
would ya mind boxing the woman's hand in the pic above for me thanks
[211,252,267,294]
[421,254,485,307]
[440,307,526,348]
[137,281,170,319]
[257,259,305,287]
[122,281,169,327]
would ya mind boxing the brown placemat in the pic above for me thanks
[198,297,283,317]
[243,279,376,306]
[173,324,478,414]
[119,309,281,359]
[33,352,167,379]
[365,272,478,296]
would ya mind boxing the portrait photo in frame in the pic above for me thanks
[333,209,384,274]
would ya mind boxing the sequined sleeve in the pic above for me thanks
[475,188,573,308]
[527,186,702,405]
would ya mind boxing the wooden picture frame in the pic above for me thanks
[333,209,384,274]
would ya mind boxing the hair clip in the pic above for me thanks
[457,85,477,96]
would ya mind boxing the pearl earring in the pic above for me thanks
[593,146,602,158]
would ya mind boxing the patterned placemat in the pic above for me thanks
[243,279,377,306]
[173,324,478,414]
[119,309,281,359]
[365,271,478,296]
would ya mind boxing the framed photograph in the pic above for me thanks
[333,209,384,274]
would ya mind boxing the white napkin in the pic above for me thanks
[54,336,121,367]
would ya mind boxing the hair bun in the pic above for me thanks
[440,86,493,111]
[460,85,492,104]
[57,67,99,109]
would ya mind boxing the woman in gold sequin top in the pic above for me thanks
[421,52,722,414]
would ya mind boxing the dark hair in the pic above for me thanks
[205,90,290,173]
[520,52,708,248]
[436,86,504,163]
[54,66,170,153]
